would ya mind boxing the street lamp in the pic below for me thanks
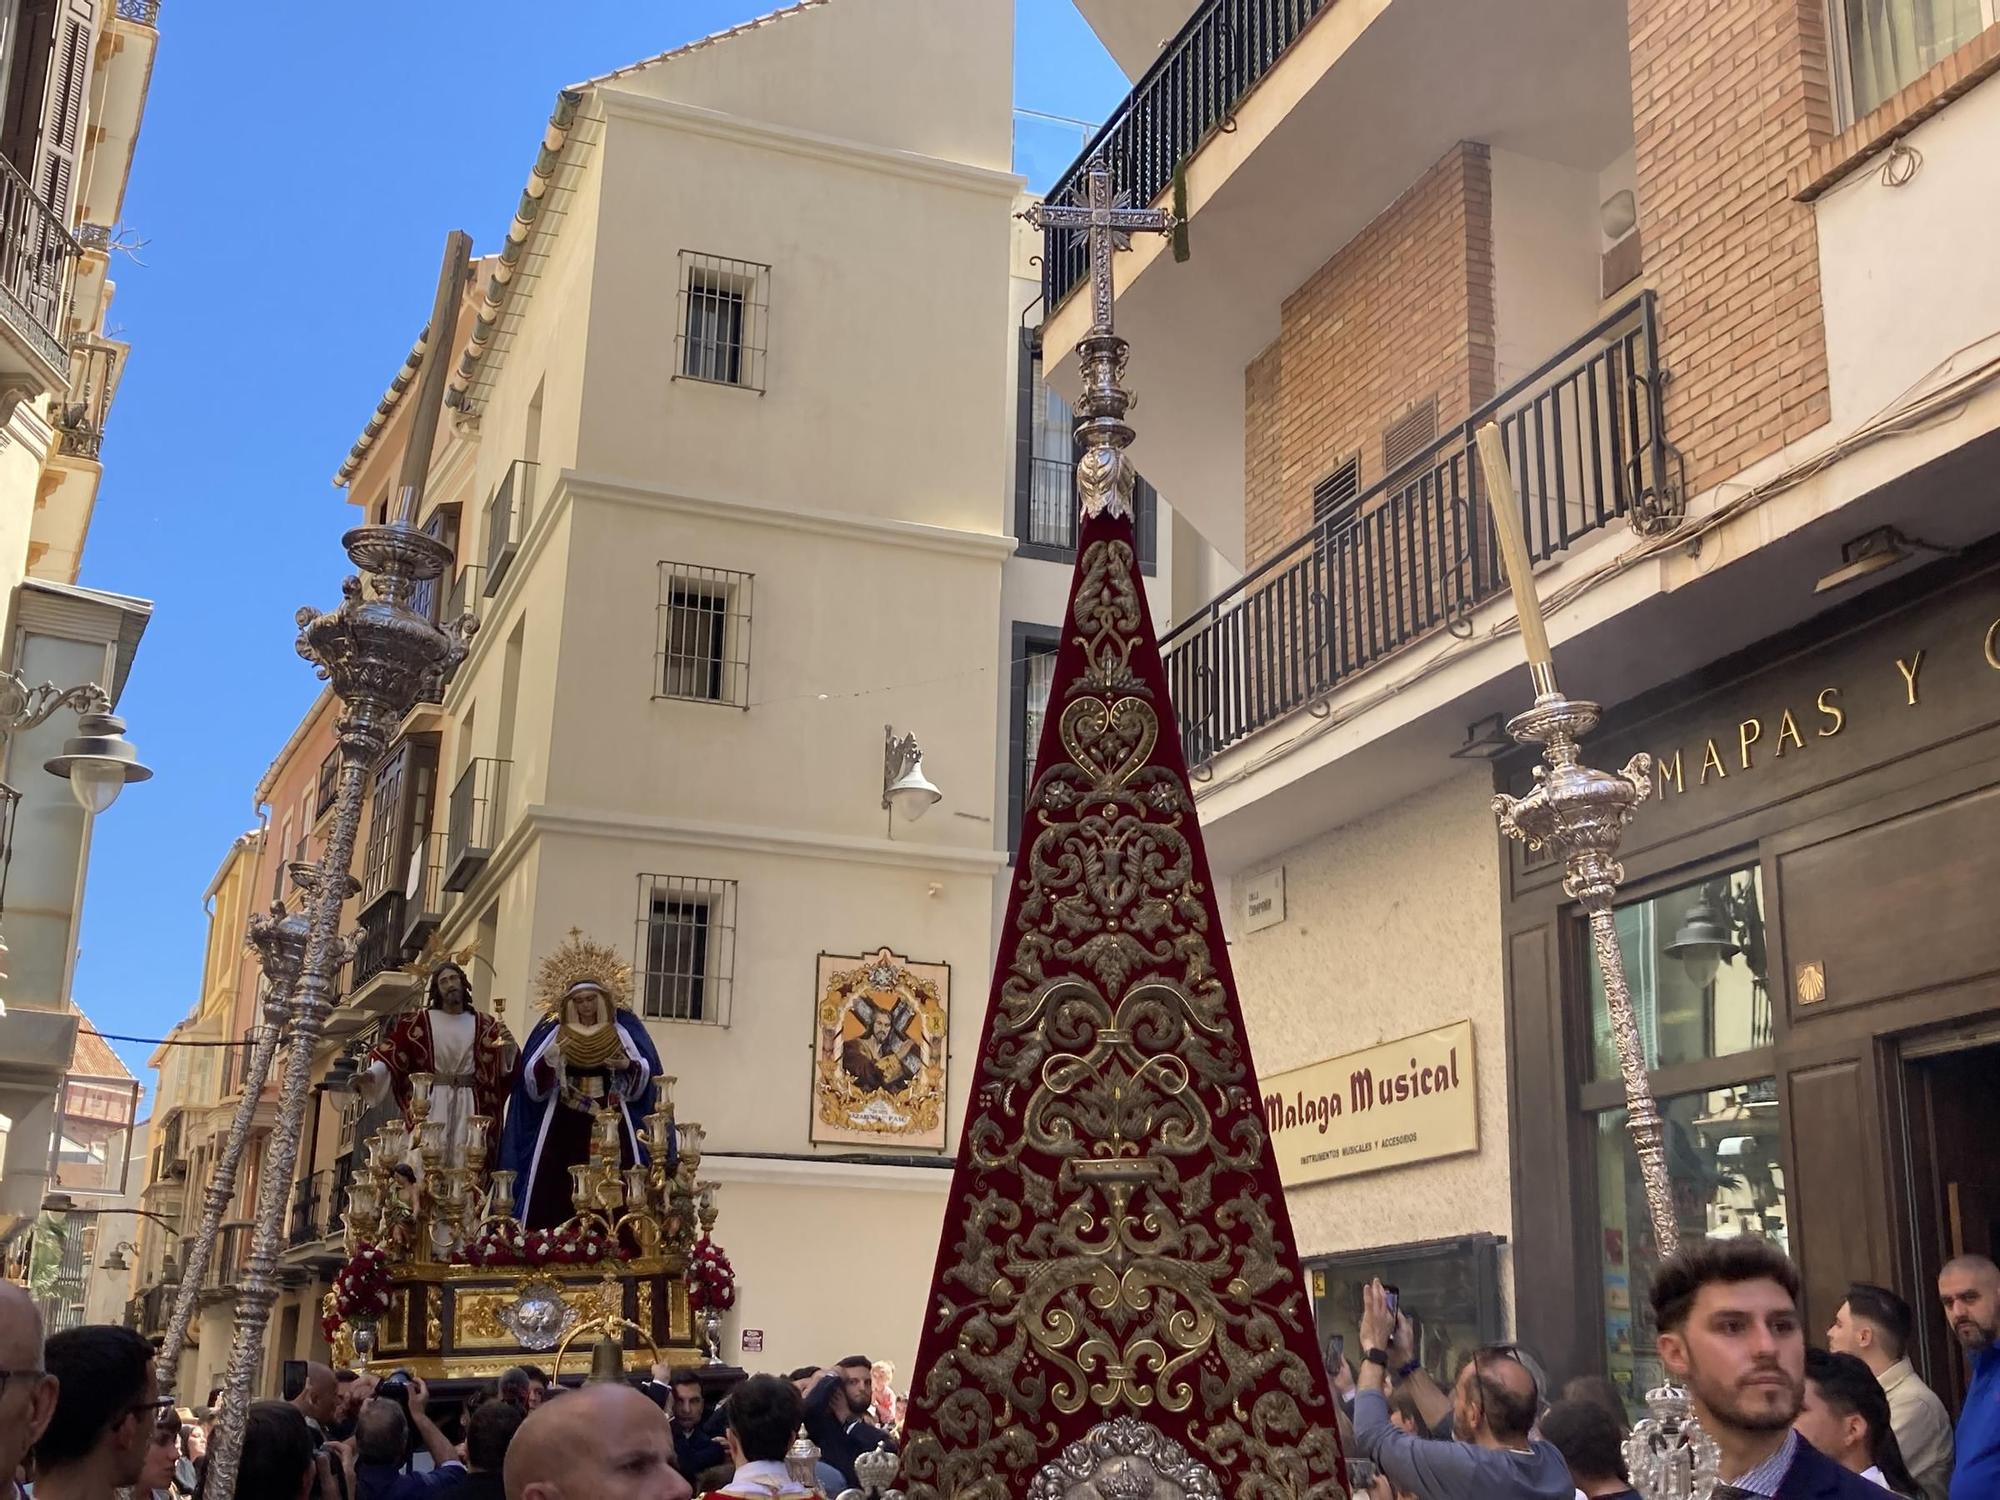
[0,674,147,1017]
[882,726,942,828]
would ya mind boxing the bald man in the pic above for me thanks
[1941,1254,2000,1500]
[504,1384,691,1500]
[0,1284,56,1499]
[291,1360,338,1440]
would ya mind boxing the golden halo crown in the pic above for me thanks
[534,927,633,1019]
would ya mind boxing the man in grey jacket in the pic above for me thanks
[1349,1280,1573,1500]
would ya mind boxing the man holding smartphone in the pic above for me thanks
[1348,1279,1571,1500]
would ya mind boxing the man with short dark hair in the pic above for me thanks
[0,1284,56,1500]
[239,1399,324,1500]
[662,1367,724,1478]
[1350,1280,1571,1500]
[802,1356,896,1491]
[496,1368,538,1411]
[1797,1349,1924,1496]
[710,1375,812,1498]
[452,1397,526,1500]
[1648,1237,1880,1498]
[1938,1254,2000,1500]
[1828,1283,1952,1500]
[35,1324,163,1500]
[1540,1399,1639,1500]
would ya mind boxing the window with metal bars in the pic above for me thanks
[676,252,770,392]
[1312,455,1361,529]
[655,563,753,706]
[1007,626,1061,854]
[635,875,738,1024]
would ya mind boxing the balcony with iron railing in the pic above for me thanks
[445,757,510,892]
[219,1027,261,1098]
[205,1221,254,1293]
[0,153,79,385]
[1163,293,1668,766]
[130,1280,175,1335]
[483,460,537,596]
[446,562,487,630]
[51,338,119,460]
[349,891,411,997]
[315,747,340,820]
[287,1160,352,1252]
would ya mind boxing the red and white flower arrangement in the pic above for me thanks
[324,1243,392,1342]
[687,1234,735,1313]
[455,1221,631,1268]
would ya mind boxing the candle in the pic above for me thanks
[408,1073,434,1111]
[488,1170,517,1220]
[569,1163,594,1210]
[1473,423,1557,689]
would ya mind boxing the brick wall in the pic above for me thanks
[1242,141,1495,566]
[1627,0,1833,492]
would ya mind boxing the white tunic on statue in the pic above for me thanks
[359,1007,481,1170]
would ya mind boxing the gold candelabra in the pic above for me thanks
[340,1070,712,1271]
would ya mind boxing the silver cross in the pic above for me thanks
[1025,159,1176,332]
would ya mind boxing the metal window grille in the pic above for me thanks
[676,251,770,393]
[656,563,753,706]
[1312,455,1361,529]
[1022,643,1058,790]
[1382,397,1439,477]
[635,874,738,1024]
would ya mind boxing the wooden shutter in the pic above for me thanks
[33,0,92,227]
[0,0,58,178]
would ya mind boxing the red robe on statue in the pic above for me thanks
[367,1007,515,1133]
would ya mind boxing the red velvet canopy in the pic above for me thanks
[897,497,1348,1497]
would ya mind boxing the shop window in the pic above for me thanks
[1305,1234,1506,1393]
[1591,1080,1788,1413]
[1586,866,1770,1082]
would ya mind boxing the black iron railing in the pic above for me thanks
[349,893,407,993]
[288,1163,350,1248]
[220,1028,261,1098]
[208,1222,252,1288]
[115,0,160,23]
[483,460,536,595]
[0,154,77,373]
[1042,0,1333,310]
[52,338,117,459]
[1018,456,1160,570]
[1164,293,1669,765]
[445,757,509,892]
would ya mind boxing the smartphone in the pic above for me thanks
[1346,1458,1379,1492]
[1328,1332,1345,1365]
[1382,1283,1400,1317]
[281,1358,307,1403]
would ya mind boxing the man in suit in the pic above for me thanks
[1648,1237,1885,1498]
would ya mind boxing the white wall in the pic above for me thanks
[1490,147,1604,390]
[1816,74,2000,428]
[1221,772,1512,1274]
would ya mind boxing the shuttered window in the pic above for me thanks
[0,0,92,222]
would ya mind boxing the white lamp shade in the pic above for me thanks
[886,763,943,820]
[64,759,125,814]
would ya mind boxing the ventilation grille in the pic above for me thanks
[1382,396,1439,476]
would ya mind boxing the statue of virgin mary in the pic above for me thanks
[498,929,666,1228]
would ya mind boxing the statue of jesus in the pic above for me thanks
[498,930,664,1228]
[358,956,515,1173]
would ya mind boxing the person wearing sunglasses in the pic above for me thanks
[0,1284,57,1500]
[1351,1280,1572,1500]
[33,1324,161,1500]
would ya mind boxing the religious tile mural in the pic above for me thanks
[811,947,950,1149]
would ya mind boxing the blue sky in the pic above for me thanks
[73,1,1128,1111]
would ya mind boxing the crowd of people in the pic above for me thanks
[1,1245,1992,1499]
[1336,1244,1998,1500]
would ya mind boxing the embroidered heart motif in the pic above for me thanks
[1059,696,1157,789]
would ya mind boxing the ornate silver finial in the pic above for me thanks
[786,1435,823,1488]
[838,1443,905,1499]
[1625,1384,1720,1500]
[1021,160,1178,527]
